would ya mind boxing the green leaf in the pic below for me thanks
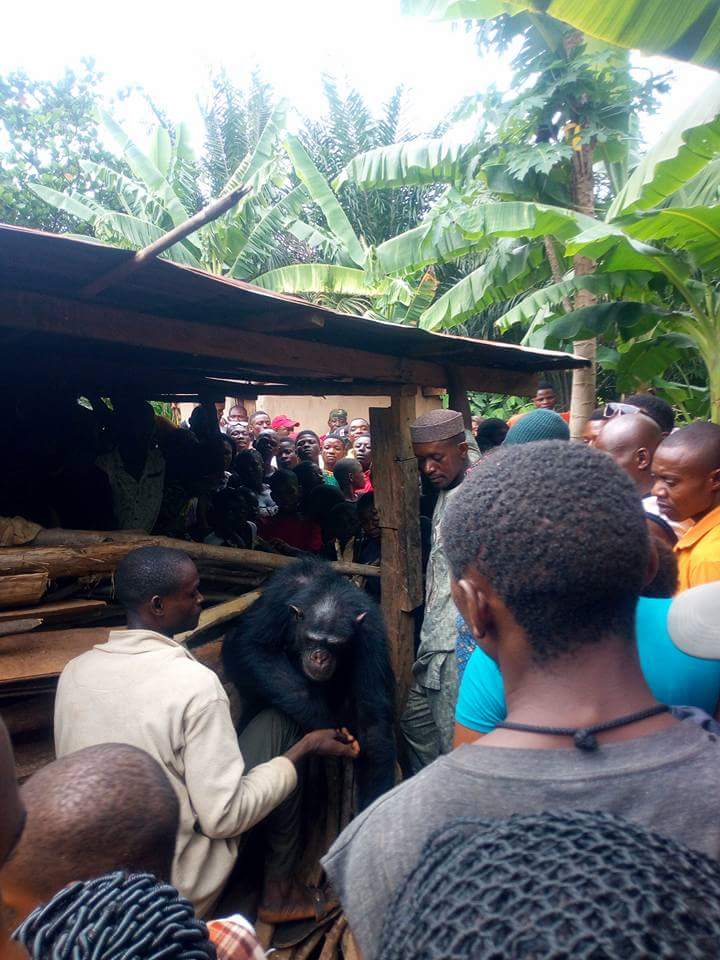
[149,126,172,178]
[284,134,365,267]
[334,136,480,190]
[623,206,720,272]
[254,264,384,296]
[537,301,695,347]
[496,272,655,332]
[93,210,201,266]
[227,185,309,280]
[375,215,479,275]
[456,201,597,244]
[28,183,99,222]
[418,241,549,331]
[223,100,288,194]
[401,0,720,70]
[609,79,720,217]
[100,111,189,227]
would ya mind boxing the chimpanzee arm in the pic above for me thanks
[227,636,336,731]
[356,720,397,809]
[350,607,398,808]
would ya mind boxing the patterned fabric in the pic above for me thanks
[455,615,476,681]
[96,446,165,531]
[207,916,266,960]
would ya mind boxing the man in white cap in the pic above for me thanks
[401,408,477,771]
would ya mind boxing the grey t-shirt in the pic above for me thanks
[322,720,720,960]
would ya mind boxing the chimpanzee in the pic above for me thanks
[222,558,396,809]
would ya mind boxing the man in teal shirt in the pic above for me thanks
[455,596,720,740]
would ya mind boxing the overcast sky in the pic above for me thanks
[2,0,717,155]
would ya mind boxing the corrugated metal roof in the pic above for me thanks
[0,223,589,389]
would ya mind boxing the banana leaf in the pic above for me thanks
[284,134,366,268]
[92,211,201,266]
[456,201,597,243]
[532,301,695,346]
[100,111,189,228]
[29,183,100,223]
[419,241,548,331]
[401,0,720,70]
[623,206,720,272]
[228,185,310,279]
[254,264,384,296]
[223,100,288,195]
[496,271,656,332]
[609,79,720,217]
[334,136,480,190]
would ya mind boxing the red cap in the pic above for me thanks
[272,415,300,431]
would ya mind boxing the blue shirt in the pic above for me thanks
[455,597,720,733]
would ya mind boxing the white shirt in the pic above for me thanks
[55,629,296,915]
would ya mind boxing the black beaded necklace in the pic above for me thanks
[495,704,670,751]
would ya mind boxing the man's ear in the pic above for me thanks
[150,595,164,616]
[637,447,651,471]
[710,467,720,493]
[453,577,491,643]
[457,440,469,457]
[289,604,303,620]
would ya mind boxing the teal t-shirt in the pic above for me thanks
[455,597,720,733]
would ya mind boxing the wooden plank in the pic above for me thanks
[0,572,48,609]
[370,394,422,720]
[0,536,382,580]
[176,591,261,644]
[0,290,445,386]
[0,599,106,623]
[0,628,110,684]
[456,365,539,397]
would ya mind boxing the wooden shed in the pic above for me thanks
[0,222,589,772]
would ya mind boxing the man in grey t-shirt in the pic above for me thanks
[323,441,720,959]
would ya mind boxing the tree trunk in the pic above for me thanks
[569,140,597,440]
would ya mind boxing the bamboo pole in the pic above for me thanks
[0,536,381,580]
[79,186,249,299]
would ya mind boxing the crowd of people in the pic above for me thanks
[3,382,720,959]
[1,400,380,568]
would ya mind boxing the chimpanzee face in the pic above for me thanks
[290,597,366,683]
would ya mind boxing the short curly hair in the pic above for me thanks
[626,393,675,433]
[441,441,649,660]
[379,810,720,960]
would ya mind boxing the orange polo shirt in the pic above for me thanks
[675,504,720,593]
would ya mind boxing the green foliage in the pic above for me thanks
[0,61,129,232]
[401,0,720,71]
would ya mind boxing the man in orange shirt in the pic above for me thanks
[507,381,570,427]
[652,421,720,592]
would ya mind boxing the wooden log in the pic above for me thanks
[0,571,48,608]
[0,537,381,580]
[0,599,106,623]
[0,618,42,637]
[175,591,261,644]
[370,394,422,721]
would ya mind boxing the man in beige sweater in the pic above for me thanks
[54,546,358,920]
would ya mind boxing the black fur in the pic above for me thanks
[222,558,396,809]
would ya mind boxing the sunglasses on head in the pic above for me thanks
[603,402,642,418]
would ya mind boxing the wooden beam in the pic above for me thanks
[0,290,444,386]
[238,313,326,334]
[176,591,261,644]
[370,394,422,721]
[0,599,106,623]
[456,366,539,397]
[0,536,381,580]
[255,382,418,397]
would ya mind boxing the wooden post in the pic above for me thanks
[370,391,423,720]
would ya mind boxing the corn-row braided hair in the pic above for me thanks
[15,871,216,959]
[379,810,720,959]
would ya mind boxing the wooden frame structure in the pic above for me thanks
[0,223,589,719]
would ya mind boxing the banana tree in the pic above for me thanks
[253,133,441,322]
[402,0,720,70]
[30,104,303,278]
[492,79,720,422]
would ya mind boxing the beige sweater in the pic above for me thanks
[54,629,297,915]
